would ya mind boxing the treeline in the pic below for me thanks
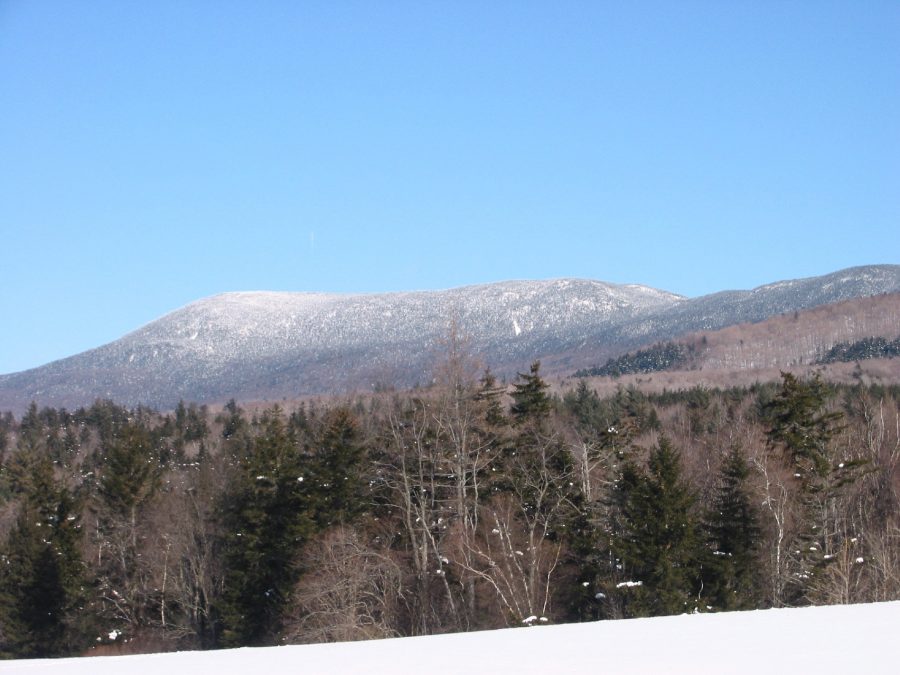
[818,336,900,364]
[1,348,899,658]
[574,341,693,378]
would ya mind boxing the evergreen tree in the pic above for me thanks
[18,403,43,446]
[308,407,368,529]
[764,372,864,601]
[0,412,11,462]
[702,445,761,611]
[765,372,844,480]
[97,422,161,537]
[78,399,130,446]
[0,416,9,502]
[563,379,603,431]
[0,456,89,658]
[609,437,700,617]
[510,361,551,422]
[91,421,163,634]
[218,398,247,442]
[216,408,314,647]
[5,404,46,495]
[476,368,507,428]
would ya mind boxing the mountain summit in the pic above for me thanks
[1,265,898,412]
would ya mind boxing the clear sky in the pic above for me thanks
[1,1,898,375]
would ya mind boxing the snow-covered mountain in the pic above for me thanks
[1,265,898,412]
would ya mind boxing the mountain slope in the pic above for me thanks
[568,290,900,397]
[1,265,898,412]
[593,264,900,348]
[0,280,680,411]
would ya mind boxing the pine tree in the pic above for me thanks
[0,456,88,658]
[476,368,507,428]
[216,408,314,647]
[510,361,551,422]
[98,422,161,529]
[218,399,247,442]
[766,372,844,480]
[764,372,863,601]
[610,437,700,617]
[563,379,603,431]
[702,445,761,611]
[87,421,164,636]
[308,407,368,529]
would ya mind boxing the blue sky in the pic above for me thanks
[1,1,898,375]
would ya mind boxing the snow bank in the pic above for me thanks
[5,602,897,674]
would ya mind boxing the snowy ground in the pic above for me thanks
[4,602,897,674]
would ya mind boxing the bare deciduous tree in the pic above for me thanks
[457,429,576,624]
[283,527,404,644]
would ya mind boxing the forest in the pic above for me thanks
[819,336,900,364]
[574,341,693,377]
[1,338,899,659]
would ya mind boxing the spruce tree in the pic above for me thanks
[764,372,863,601]
[98,422,161,529]
[702,445,761,611]
[765,372,844,480]
[219,399,247,442]
[92,421,162,635]
[510,361,551,422]
[610,437,700,617]
[476,368,507,427]
[308,407,368,529]
[0,456,88,658]
[217,408,314,647]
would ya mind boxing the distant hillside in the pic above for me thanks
[568,291,900,395]
[1,265,899,412]
[683,291,900,372]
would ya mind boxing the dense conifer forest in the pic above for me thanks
[574,341,694,377]
[1,342,899,658]
[818,336,900,364]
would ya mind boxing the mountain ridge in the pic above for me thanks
[1,264,898,413]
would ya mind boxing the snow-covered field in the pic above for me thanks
[4,602,897,674]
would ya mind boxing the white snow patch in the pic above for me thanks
[5,602,898,675]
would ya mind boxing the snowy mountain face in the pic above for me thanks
[1,265,898,412]
[603,264,900,346]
